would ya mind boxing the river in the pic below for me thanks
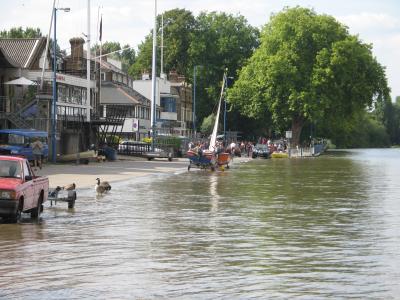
[0,149,399,299]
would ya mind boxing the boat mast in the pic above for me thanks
[223,70,227,146]
[208,70,227,152]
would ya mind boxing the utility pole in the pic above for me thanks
[150,0,157,151]
[86,0,91,122]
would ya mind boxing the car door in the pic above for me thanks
[22,160,35,210]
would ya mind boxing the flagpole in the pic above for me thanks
[86,0,91,122]
[99,14,103,117]
[150,0,157,151]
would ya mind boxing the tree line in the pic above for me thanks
[2,8,399,147]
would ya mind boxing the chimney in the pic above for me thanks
[69,37,85,74]
[169,69,178,82]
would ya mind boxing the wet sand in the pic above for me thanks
[35,156,189,189]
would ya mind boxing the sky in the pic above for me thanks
[1,0,399,99]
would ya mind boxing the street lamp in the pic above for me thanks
[192,65,202,136]
[51,7,70,163]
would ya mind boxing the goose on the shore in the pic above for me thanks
[63,183,76,190]
[95,178,111,196]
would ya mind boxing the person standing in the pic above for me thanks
[31,138,43,171]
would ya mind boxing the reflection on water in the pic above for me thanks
[0,149,400,299]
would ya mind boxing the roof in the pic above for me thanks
[0,37,46,68]
[0,48,19,68]
[0,155,25,161]
[0,129,48,137]
[100,82,145,105]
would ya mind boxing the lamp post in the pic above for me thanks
[51,7,70,163]
[192,65,202,137]
[150,0,157,152]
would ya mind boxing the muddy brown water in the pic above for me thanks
[0,149,399,299]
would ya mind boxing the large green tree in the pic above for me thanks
[93,41,135,72]
[129,9,196,78]
[189,12,259,128]
[228,7,390,145]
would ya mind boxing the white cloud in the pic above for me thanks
[338,12,400,32]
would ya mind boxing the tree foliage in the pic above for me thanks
[93,41,135,72]
[189,12,259,126]
[200,113,216,135]
[0,26,42,38]
[228,7,390,145]
[129,9,196,78]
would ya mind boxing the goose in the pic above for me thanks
[95,178,111,196]
[63,183,76,191]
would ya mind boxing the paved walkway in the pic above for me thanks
[35,156,189,189]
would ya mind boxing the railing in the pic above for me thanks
[117,142,151,156]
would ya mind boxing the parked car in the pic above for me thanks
[0,129,49,161]
[0,156,49,223]
[252,144,270,159]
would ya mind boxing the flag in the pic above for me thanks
[99,16,102,42]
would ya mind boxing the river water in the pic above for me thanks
[0,149,399,299]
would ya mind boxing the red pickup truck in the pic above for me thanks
[0,156,49,223]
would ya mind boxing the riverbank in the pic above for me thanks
[35,155,251,189]
[35,156,188,189]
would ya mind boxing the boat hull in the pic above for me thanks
[187,150,216,170]
[217,152,231,167]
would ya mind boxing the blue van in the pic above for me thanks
[0,129,49,161]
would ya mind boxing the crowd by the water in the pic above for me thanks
[188,137,289,157]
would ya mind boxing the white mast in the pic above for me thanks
[40,0,56,88]
[160,13,164,78]
[86,0,91,122]
[150,0,157,150]
[208,72,226,151]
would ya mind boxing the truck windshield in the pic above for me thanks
[0,161,22,178]
[8,134,25,145]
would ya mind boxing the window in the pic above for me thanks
[24,161,32,178]
[161,97,177,113]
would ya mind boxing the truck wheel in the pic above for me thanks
[9,199,23,223]
[31,195,43,219]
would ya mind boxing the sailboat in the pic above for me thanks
[187,71,230,171]
[209,71,231,170]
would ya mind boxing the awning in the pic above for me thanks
[4,77,37,86]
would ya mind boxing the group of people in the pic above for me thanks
[258,137,288,153]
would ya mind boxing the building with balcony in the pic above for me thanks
[0,37,97,156]
[132,70,193,137]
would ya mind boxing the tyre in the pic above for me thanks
[188,165,191,171]
[31,194,43,219]
[9,199,23,223]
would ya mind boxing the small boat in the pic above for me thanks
[187,149,216,171]
[187,71,230,171]
[271,152,289,158]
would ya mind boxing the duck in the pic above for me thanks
[95,178,111,196]
[63,183,76,191]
